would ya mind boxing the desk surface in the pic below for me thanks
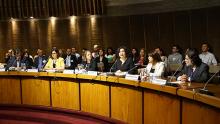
[0,71,220,109]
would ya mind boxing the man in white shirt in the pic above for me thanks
[168,45,183,65]
[199,43,217,65]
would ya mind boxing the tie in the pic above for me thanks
[38,57,43,69]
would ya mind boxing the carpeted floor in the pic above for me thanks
[0,105,124,124]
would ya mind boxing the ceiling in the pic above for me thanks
[105,0,220,16]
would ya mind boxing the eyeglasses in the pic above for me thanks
[52,52,57,54]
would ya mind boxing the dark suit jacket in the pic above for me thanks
[81,59,97,71]
[95,56,109,72]
[177,63,209,83]
[33,55,48,69]
[64,55,77,69]
[21,57,33,69]
[6,59,21,70]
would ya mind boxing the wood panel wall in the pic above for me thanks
[0,6,220,62]
[0,0,105,19]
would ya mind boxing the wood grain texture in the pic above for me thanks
[144,89,180,124]
[51,79,79,110]
[22,78,50,106]
[80,80,110,117]
[111,85,142,124]
[0,77,21,104]
[1,7,220,62]
[182,99,220,124]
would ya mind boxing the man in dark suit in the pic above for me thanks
[64,49,77,69]
[177,48,209,83]
[33,49,48,70]
[6,51,22,70]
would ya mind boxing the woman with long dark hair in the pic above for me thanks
[177,48,209,83]
[111,46,134,74]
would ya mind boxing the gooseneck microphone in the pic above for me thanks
[127,63,141,74]
[109,59,118,73]
[166,60,185,87]
[198,70,219,96]
[41,57,50,71]
[170,60,185,81]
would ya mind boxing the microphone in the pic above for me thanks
[110,59,118,72]
[127,63,141,74]
[40,56,50,71]
[198,70,219,96]
[166,60,185,87]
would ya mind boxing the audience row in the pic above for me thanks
[3,42,219,83]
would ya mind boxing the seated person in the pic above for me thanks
[105,47,116,71]
[81,50,97,71]
[95,48,108,72]
[21,51,33,69]
[143,52,165,77]
[177,48,209,83]
[33,49,48,70]
[111,46,134,74]
[131,48,139,64]
[137,48,148,66]
[5,49,15,64]
[64,48,77,69]
[199,42,217,65]
[168,45,183,64]
[6,51,22,71]
[44,49,65,71]
[154,47,167,67]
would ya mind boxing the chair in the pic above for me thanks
[209,65,220,84]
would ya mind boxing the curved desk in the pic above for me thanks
[0,71,220,124]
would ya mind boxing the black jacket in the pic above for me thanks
[177,63,209,83]
[64,54,77,69]
[33,55,48,69]
[95,56,109,72]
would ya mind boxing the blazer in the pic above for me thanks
[21,57,33,69]
[81,59,97,71]
[44,57,65,70]
[95,56,109,72]
[145,62,165,77]
[64,54,77,69]
[6,56,16,69]
[6,59,21,69]
[177,63,209,83]
[34,55,48,69]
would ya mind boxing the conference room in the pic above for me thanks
[0,0,220,124]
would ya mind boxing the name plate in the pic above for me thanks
[63,69,74,74]
[87,71,98,76]
[125,74,140,81]
[152,78,167,85]
[27,69,38,72]
[0,68,5,72]
[46,69,56,73]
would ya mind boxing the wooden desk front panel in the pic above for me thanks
[22,78,50,106]
[80,80,110,117]
[182,99,220,124]
[111,85,142,124]
[51,79,79,110]
[0,77,21,104]
[144,89,180,124]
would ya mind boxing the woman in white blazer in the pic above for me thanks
[145,52,165,77]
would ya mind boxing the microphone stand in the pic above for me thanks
[108,59,118,76]
[127,64,139,74]
[166,61,184,87]
[198,70,219,96]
